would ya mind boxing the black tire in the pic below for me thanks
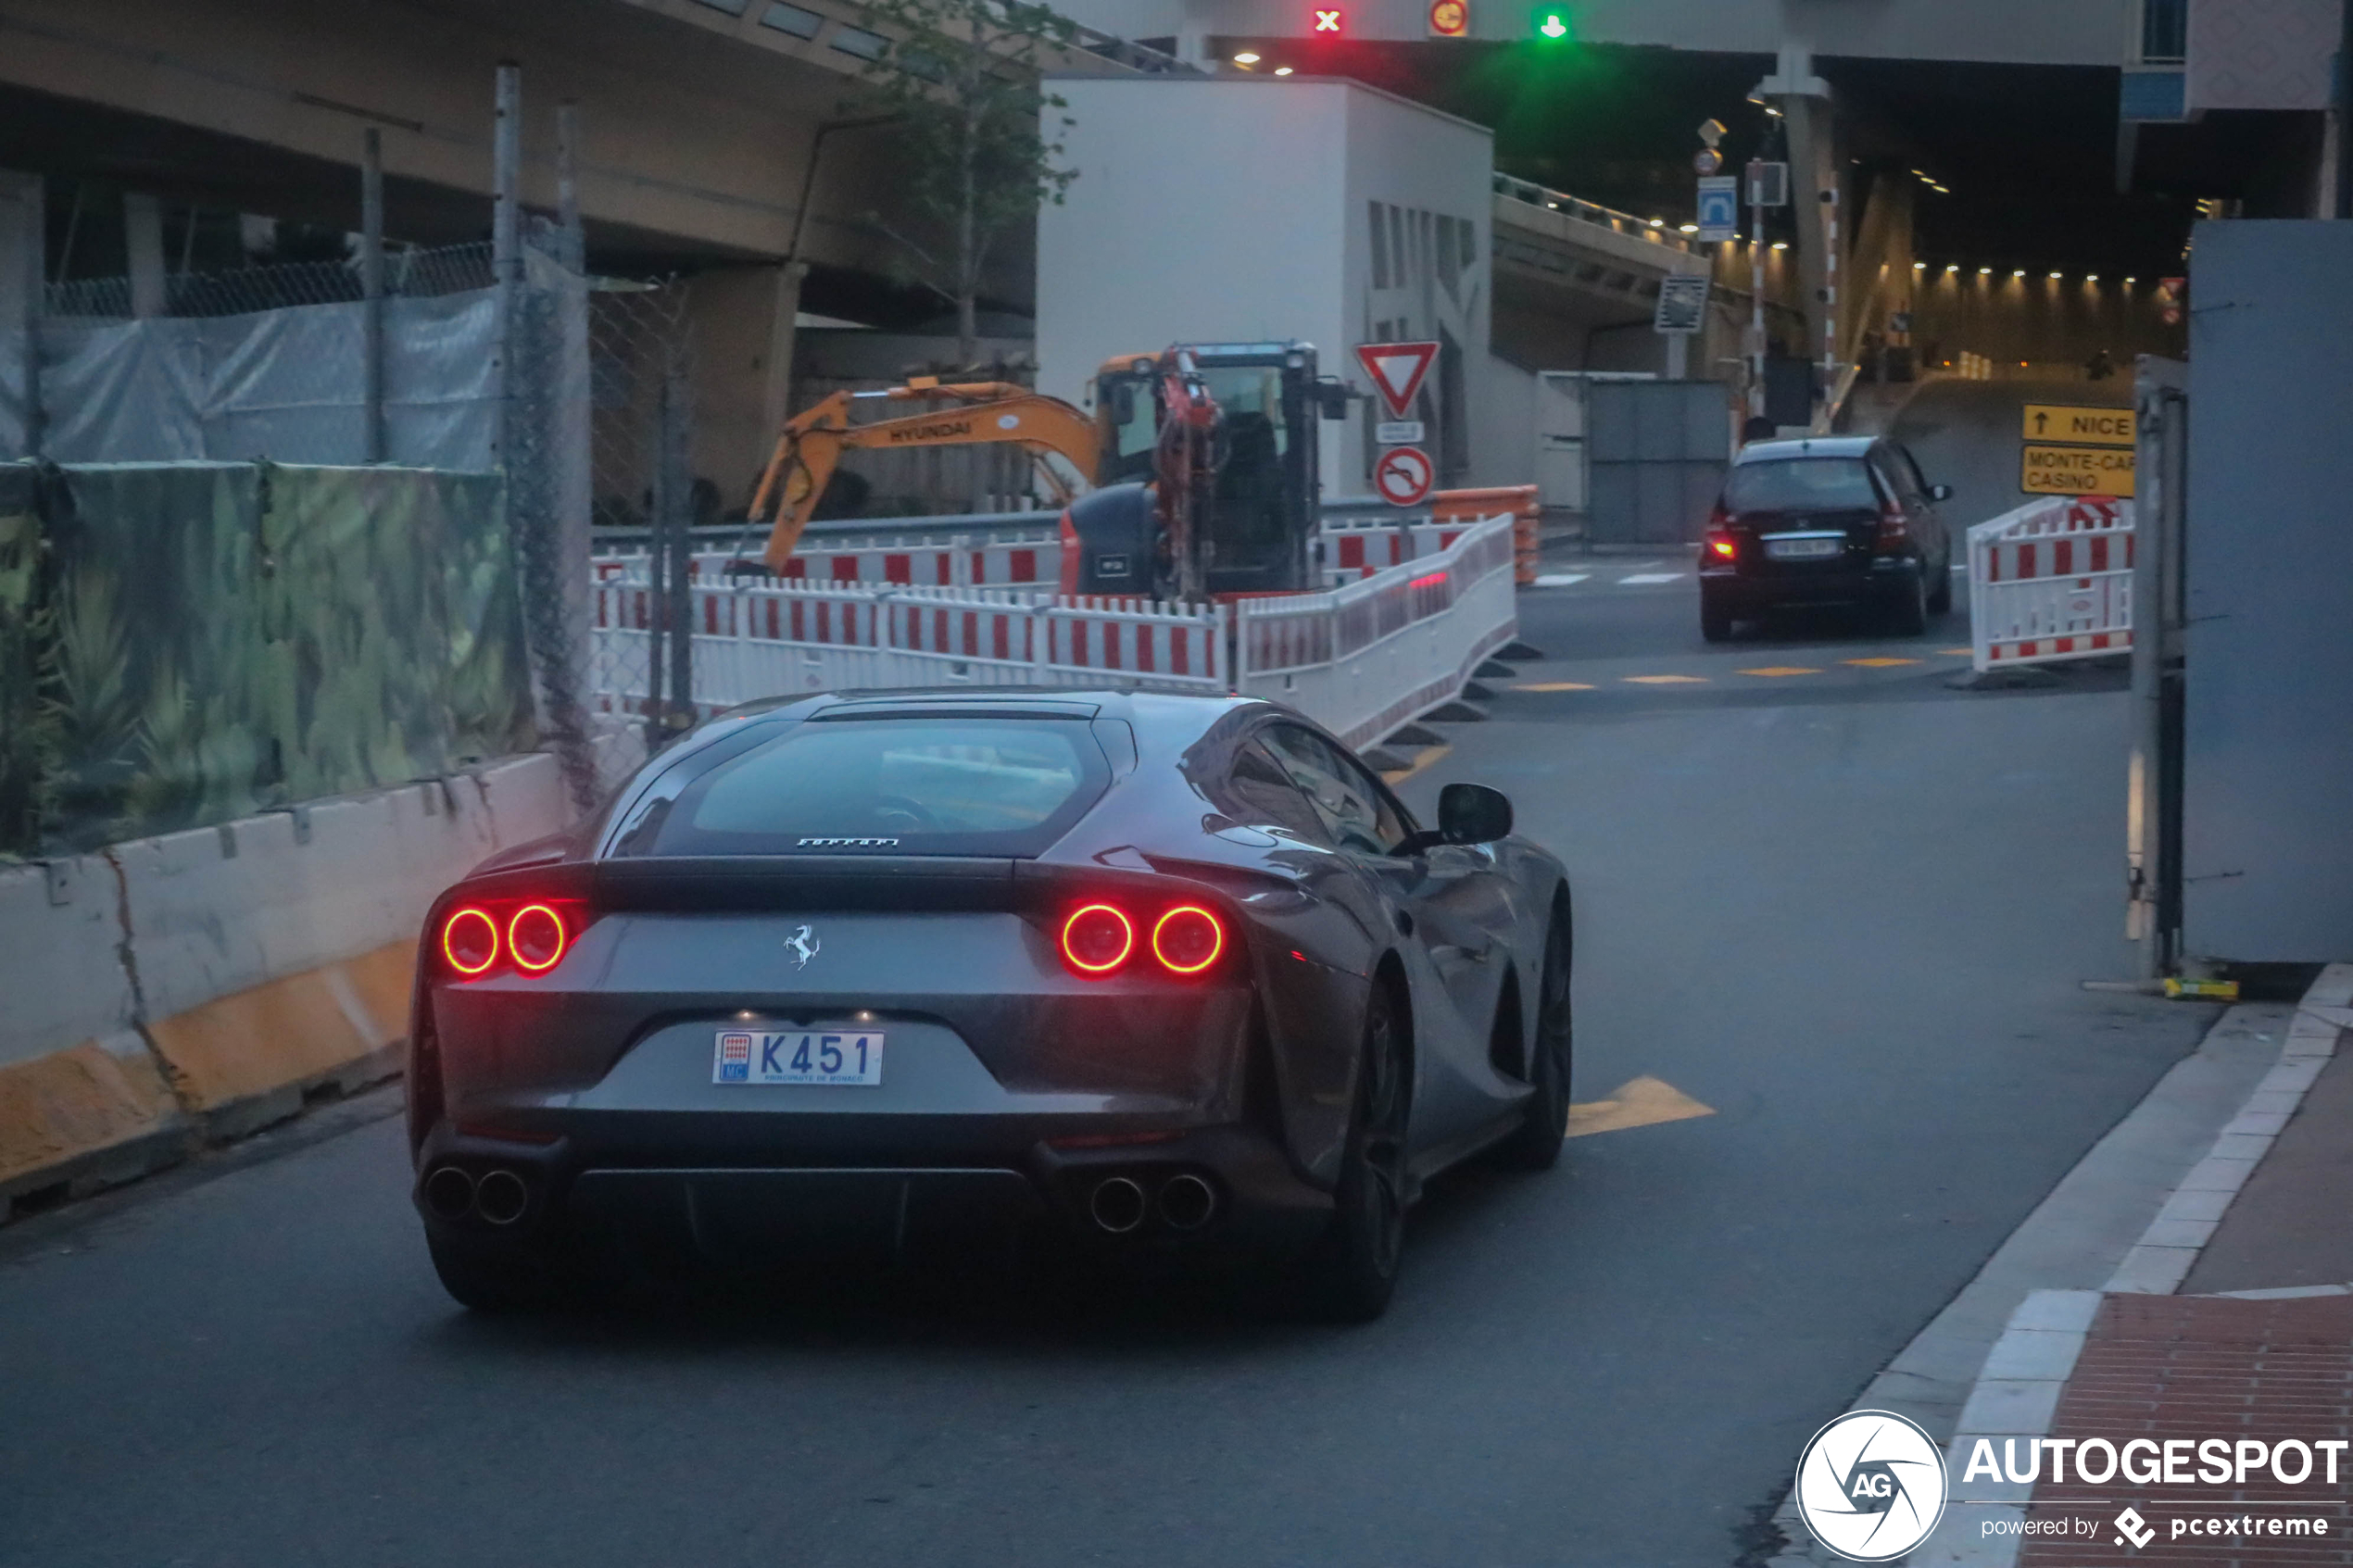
[1302,981,1411,1323]
[1883,566,1928,637]
[1492,915,1573,1172]
[1926,552,1954,613]
[427,1232,591,1313]
[1700,596,1734,643]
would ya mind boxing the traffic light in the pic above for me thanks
[1531,5,1570,39]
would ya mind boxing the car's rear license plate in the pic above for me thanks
[713,1029,884,1085]
[1765,535,1843,560]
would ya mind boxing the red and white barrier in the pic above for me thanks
[1968,496,2135,672]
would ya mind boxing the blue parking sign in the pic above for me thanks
[1695,176,1738,242]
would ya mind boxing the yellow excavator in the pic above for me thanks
[746,342,1354,598]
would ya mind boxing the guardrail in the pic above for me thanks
[589,512,1520,749]
[1969,495,2135,672]
[1234,514,1519,751]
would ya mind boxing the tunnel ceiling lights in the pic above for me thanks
[1233,50,1260,62]
[1274,65,1293,73]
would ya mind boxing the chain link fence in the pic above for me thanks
[42,242,496,320]
[576,278,697,761]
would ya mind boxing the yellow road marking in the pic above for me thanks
[1938,646,1972,657]
[1843,657,1919,668]
[1379,744,1452,785]
[1515,681,1596,692]
[1738,666,1822,678]
[1566,1076,1717,1138]
[1623,673,1709,684]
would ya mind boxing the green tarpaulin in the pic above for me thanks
[0,460,534,856]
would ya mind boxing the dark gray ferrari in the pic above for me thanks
[408,688,1574,1320]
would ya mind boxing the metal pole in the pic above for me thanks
[662,353,693,733]
[360,127,386,463]
[555,101,584,272]
[492,62,522,477]
[1748,191,1765,418]
[645,433,669,750]
[13,173,43,458]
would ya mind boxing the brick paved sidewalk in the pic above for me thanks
[2016,1294,2353,1566]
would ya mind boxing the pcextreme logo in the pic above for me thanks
[1793,1410,1949,1562]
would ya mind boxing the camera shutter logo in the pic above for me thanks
[1793,1410,1948,1562]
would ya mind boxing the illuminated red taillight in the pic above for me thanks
[442,907,500,976]
[507,903,569,973]
[1151,907,1225,974]
[1705,531,1738,560]
[1061,904,1135,974]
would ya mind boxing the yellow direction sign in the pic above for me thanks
[2022,403,2133,446]
[2021,444,2136,497]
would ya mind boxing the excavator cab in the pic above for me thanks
[1069,342,1349,599]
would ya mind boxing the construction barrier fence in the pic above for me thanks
[1969,495,2135,672]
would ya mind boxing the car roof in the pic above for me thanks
[1733,435,1881,465]
[747,687,1262,732]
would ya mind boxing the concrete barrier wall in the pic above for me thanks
[0,750,587,1212]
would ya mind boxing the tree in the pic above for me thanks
[854,0,1079,366]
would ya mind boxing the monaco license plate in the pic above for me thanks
[712,1029,884,1086]
[1765,535,1843,560]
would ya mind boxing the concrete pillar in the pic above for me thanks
[686,263,808,511]
[124,192,166,318]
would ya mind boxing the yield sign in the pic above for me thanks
[1354,340,1440,419]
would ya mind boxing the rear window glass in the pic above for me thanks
[606,717,1108,858]
[1723,458,1883,513]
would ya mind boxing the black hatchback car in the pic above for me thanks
[1697,436,1954,640]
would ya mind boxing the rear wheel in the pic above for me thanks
[1926,552,1954,613]
[1492,915,1573,1172]
[1700,594,1734,643]
[1302,982,1410,1323]
[1883,565,1928,636]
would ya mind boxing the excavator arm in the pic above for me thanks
[748,379,1101,572]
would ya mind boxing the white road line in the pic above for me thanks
[1616,572,1685,585]
[1531,573,1590,587]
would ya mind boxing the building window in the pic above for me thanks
[2140,0,2187,63]
[829,24,887,58]
[760,2,824,36]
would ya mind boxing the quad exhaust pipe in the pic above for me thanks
[1156,1173,1216,1231]
[1085,1173,1218,1234]
[1088,1175,1147,1234]
[422,1163,531,1225]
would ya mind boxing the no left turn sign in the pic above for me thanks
[1375,445,1435,507]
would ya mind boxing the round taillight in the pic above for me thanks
[1061,904,1135,974]
[442,907,499,976]
[507,904,568,973]
[1151,906,1225,974]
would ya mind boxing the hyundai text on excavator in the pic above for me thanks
[746,340,1353,601]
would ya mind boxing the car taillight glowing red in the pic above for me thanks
[1061,904,1135,973]
[442,907,500,976]
[1705,531,1738,560]
[1151,907,1225,974]
[507,904,569,973]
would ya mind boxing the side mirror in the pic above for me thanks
[1438,782,1513,846]
[1929,483,1953,502]
[1318,384,1353,421]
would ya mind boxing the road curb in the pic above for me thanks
[1764,965,2350,1566]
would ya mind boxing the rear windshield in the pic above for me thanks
[605,717,1108,858]
[1723,458,1883,514]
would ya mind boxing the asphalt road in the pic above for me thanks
[0,577,2214,1568]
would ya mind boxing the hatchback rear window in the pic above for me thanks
[1723,458,1883,513]
[606,717,1109,858]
